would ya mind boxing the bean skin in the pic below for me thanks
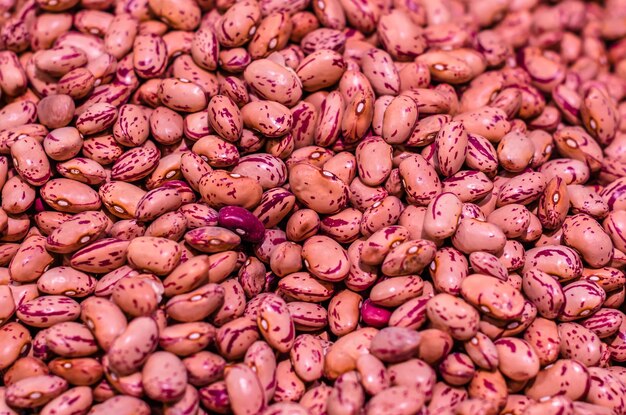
[1,0,626,413]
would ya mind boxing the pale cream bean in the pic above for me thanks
[99,181,146,219]
[224,364,266,415]
[452,219,506,255]
[461,274,525,320]
[244,341,277,403]
[80,297,127,351]
[126,236,181,275]
[497,131,535,172]
[0,323,32,370]
[487,204,531,239]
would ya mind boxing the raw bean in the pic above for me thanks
[0,323,31,370]
[142,351,187,402]
[224,364,265,415]
[5,375,68,408]
[525,359,590,402]
[17,296,80,328]
[461,274,525,320]
[1,0,626,413]
[426,294,480,341]
[107,316,159,376]
[327,371,365,415]
[328,289,362,335]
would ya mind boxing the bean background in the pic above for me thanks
[1,0,626,414]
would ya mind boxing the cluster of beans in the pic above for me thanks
[2,0,626,413]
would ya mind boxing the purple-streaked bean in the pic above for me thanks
[388,359,436,400]
[427,294,479,341]
[296,49,345,92]
[327,289,361,335]
[525,359,590,402]
[8,234,54,283]
[89,396,150,415]
[289,334,323,383]
[17,295,80,328]
[159,322,216,357]
[356,137,392,186]
[522,269,565,319]
[438,352,475,386]
[560,279,606,321]
[523,245,583,282]
[11,135,51,186]
[199,169,263,210]
[183,351,225,387]
[562,213,613,268]
[461,273,525,320]
[581,308,624,339]
[327,370,365,415]
[133,34,167,78]
[558,322,603,367]
[215,315,259,359]
[141,351,187,403]
[106,316,158,376]
[427,382,468,414]
[5,375,68,409]
[382,95,418,144]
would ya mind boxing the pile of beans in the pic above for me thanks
[2,0,626,413]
